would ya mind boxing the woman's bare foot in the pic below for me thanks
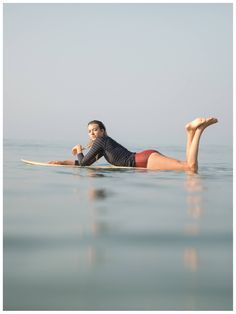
[185,118,206,132]
[197,117,218,131]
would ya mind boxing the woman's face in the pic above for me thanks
[88,123,105,141]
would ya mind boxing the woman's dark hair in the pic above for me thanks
[88,120,107,133]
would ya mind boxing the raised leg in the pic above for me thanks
[185,118,206,161]
[186,117,218,172]
[147,117,218,173]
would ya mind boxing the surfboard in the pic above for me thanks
[21,159,138,170]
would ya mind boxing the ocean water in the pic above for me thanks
[3,139,233,310]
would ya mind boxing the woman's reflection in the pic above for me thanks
[184,174,204,272]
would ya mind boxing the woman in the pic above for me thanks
[49,117,218,173]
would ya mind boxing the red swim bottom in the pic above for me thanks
[134,150,157,168]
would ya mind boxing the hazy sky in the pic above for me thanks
[3,3,233,147]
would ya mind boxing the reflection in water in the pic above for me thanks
[185,174,204,219]
[185,173,203,192]
[72,180,111,268]
[88,188,108,201]
[91,220,109,236]
[184,248,199,272]
[183,174,204,273]
[73,174,205,273]
[81,174,205,271]
[87,246,105,267]
[184,224,200,236]
[87,171,106,178]
[187,195,203,219]
[87,187,110,236]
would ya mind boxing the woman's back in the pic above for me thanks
[77,136,136,167]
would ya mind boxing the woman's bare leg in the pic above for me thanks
[185,118,206,161]
[186,117,218,172]
[147,117,218,172]
[147,152,189,171]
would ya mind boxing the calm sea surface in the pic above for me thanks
[3,139,233,310]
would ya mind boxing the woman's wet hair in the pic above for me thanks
[88,120,107,135]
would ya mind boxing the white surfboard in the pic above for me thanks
[21,159,139,169]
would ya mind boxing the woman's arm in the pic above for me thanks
[71,144,85,156]
[48,160,75,165]
[74,137,105,166]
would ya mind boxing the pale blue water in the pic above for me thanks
[3,139,233,310]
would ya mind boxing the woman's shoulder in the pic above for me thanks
[94,135,109,144]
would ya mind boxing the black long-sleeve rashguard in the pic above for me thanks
[75,136,136,167]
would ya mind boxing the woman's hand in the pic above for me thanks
[71,144,83,155]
